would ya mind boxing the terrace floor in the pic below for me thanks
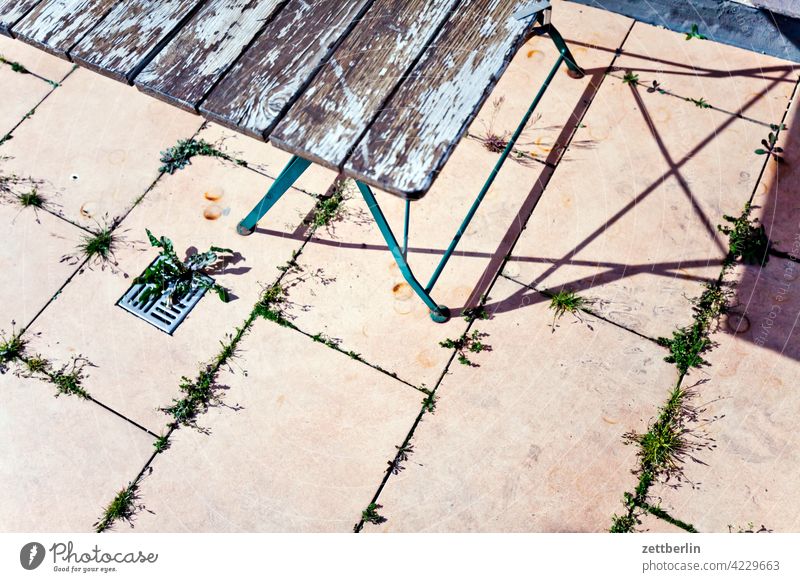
[1,1,799,533]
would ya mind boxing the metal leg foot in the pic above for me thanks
[429,305,450,324]
[236,221,256,236]
[237,155,311,235]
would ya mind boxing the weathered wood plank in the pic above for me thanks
[135,0,286,113]
[0,0,41,36]
[70,0,206,83]
[270,0,459,171]
[12,0,117,59]
[345,0,538,199]
[200,0,371,140]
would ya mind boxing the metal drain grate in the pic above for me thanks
[117,259,213,335]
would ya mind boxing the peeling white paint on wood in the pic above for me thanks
[13,0,117,57]
[345,0,535,198]
[135,0,285,111]
[0,0,42,35]
[271,0,459,170]
[200,0,370,139]
[71,0,204,82]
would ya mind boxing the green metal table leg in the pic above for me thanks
[237,155,311,236]
[356,181,450,323]
[542,20,584,78]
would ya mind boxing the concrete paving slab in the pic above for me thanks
[0,200,84,328]
[25,157,316,433]
[0,64,51,138]
[0,68,203,229]
[0,34,72,82]
[615,21,798,125]
[0,373,153,532]
[361,276,677,532]
[129,321,422,532]
[505,74,771,340]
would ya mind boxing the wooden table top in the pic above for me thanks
[1,0,546,199]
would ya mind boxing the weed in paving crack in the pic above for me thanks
[657,281,730,375]
[421,391,438,414]
[439,329,491,367]
[17,187,45,208]
[622,71,639,85]
[684,24,707,40]
[387,443,414,475]
[361,503,386,525]
[610,513,639,533]
[0,328,25,372]
[94,482,140,532]
[252,282,295,328]
[153,434,170,453]
[755,124,786,163]
[718,203,772,266]
[50,357,91,399]
[159,138,246,174]
[309,179,348,229]
[646,80,665,94]
[548,289,592,331]
[686,97,711,109]
[0,55,28,73]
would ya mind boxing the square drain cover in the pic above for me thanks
[118,260,212,335]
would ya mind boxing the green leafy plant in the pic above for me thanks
[622,71,639,85]
[439,329,490,366]
[158,138,246,174]
[657,323,710,375]
[153,434,170,453]
[421,391,438,414]
[49,357,91,399]
[135,229,233,305]
[0,328,25,372]
[0,55,28,73]
[361,503,386,525]
[646,80,664,94]
[755,124,785,163]
[718,202,772,266]
[610,513,638,533]
[309,180,348,228]
[94,482,139,532]
[686,97,710,109]
[685,24,707,40]
[252,282,294,327]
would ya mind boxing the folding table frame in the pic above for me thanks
[236,6,583,323]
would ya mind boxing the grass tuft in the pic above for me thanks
[94,482,139,532]
[159,138,246,174]
[309,180,348,229]
[78,227,117,262]
[622,71,639,85]
[18,188,45,208]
